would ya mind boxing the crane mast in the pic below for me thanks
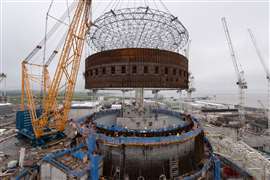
[41,0,91,137]
[21,2,76,111]
[21,0,92,139]
[185,40,195,101]
[187,74,195,100]
[221,17,247,124]
[248,29,270,131]
[0,73,7,103]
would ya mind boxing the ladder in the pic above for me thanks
[170,158,179,178]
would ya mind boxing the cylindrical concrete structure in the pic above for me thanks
[81,109,214,180]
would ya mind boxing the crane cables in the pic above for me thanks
[97,0,172,15]
[24,1,76,64]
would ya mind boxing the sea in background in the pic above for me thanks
[194,93,269,108]
[105,90,268,109]
[6,90,268,109]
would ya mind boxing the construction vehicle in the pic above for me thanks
[221,17,247,125]
[16,0,92,145]
[248,29,270,130]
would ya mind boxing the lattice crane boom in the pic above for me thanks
[21,0,92,139]
[247,29,270,79]
[36,0,92,137]
[21,3,76,111]
[221,17,247,124]
[248,29,270,130]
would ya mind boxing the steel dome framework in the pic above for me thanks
[88,7,189,52]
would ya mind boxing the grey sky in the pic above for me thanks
[1,0,269,95]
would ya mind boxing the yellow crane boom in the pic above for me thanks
[22,0,92,139]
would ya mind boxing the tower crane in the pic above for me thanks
[0,73,7,82]
[18,0,92,143]
[187,74,195,101]
[257,100,268,118]
[0,73,7,101]
[221,17,247,124]
[185,40,196,102]
[248,29,270,130]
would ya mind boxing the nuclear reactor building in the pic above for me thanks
[77,5,221,180]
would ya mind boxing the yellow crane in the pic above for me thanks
[18,0,92,142]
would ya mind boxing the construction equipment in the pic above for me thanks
[0,73,7,82]
[257,100,268,118]
[20,2,76,110]
[0,73,7,96]
[17,0,92,145]
[185,40,196,102]
[187,73,195,101]
[221,17,247,124]
[248,29,270,130]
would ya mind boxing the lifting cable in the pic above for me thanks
[40,0,54,99]
[66,0,71,25]
[158,0,171,14]
[113,0,121,10]
[27,1,76,64]
[101,0,115,14]
[43,0,54,66]
[45,31,68,66]
[152,0,159,10]
[143,0,148,7]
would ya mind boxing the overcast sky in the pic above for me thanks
[1,0,269,96]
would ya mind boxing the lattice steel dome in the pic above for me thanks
[88,7,189,52]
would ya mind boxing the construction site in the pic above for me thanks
[0,0,269,179]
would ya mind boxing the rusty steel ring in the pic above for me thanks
[85,48,188,89]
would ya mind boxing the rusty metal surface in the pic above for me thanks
[85,48,188,89]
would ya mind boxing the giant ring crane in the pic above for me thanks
[17,0,92,143]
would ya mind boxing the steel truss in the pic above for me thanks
[87,7,189,52]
